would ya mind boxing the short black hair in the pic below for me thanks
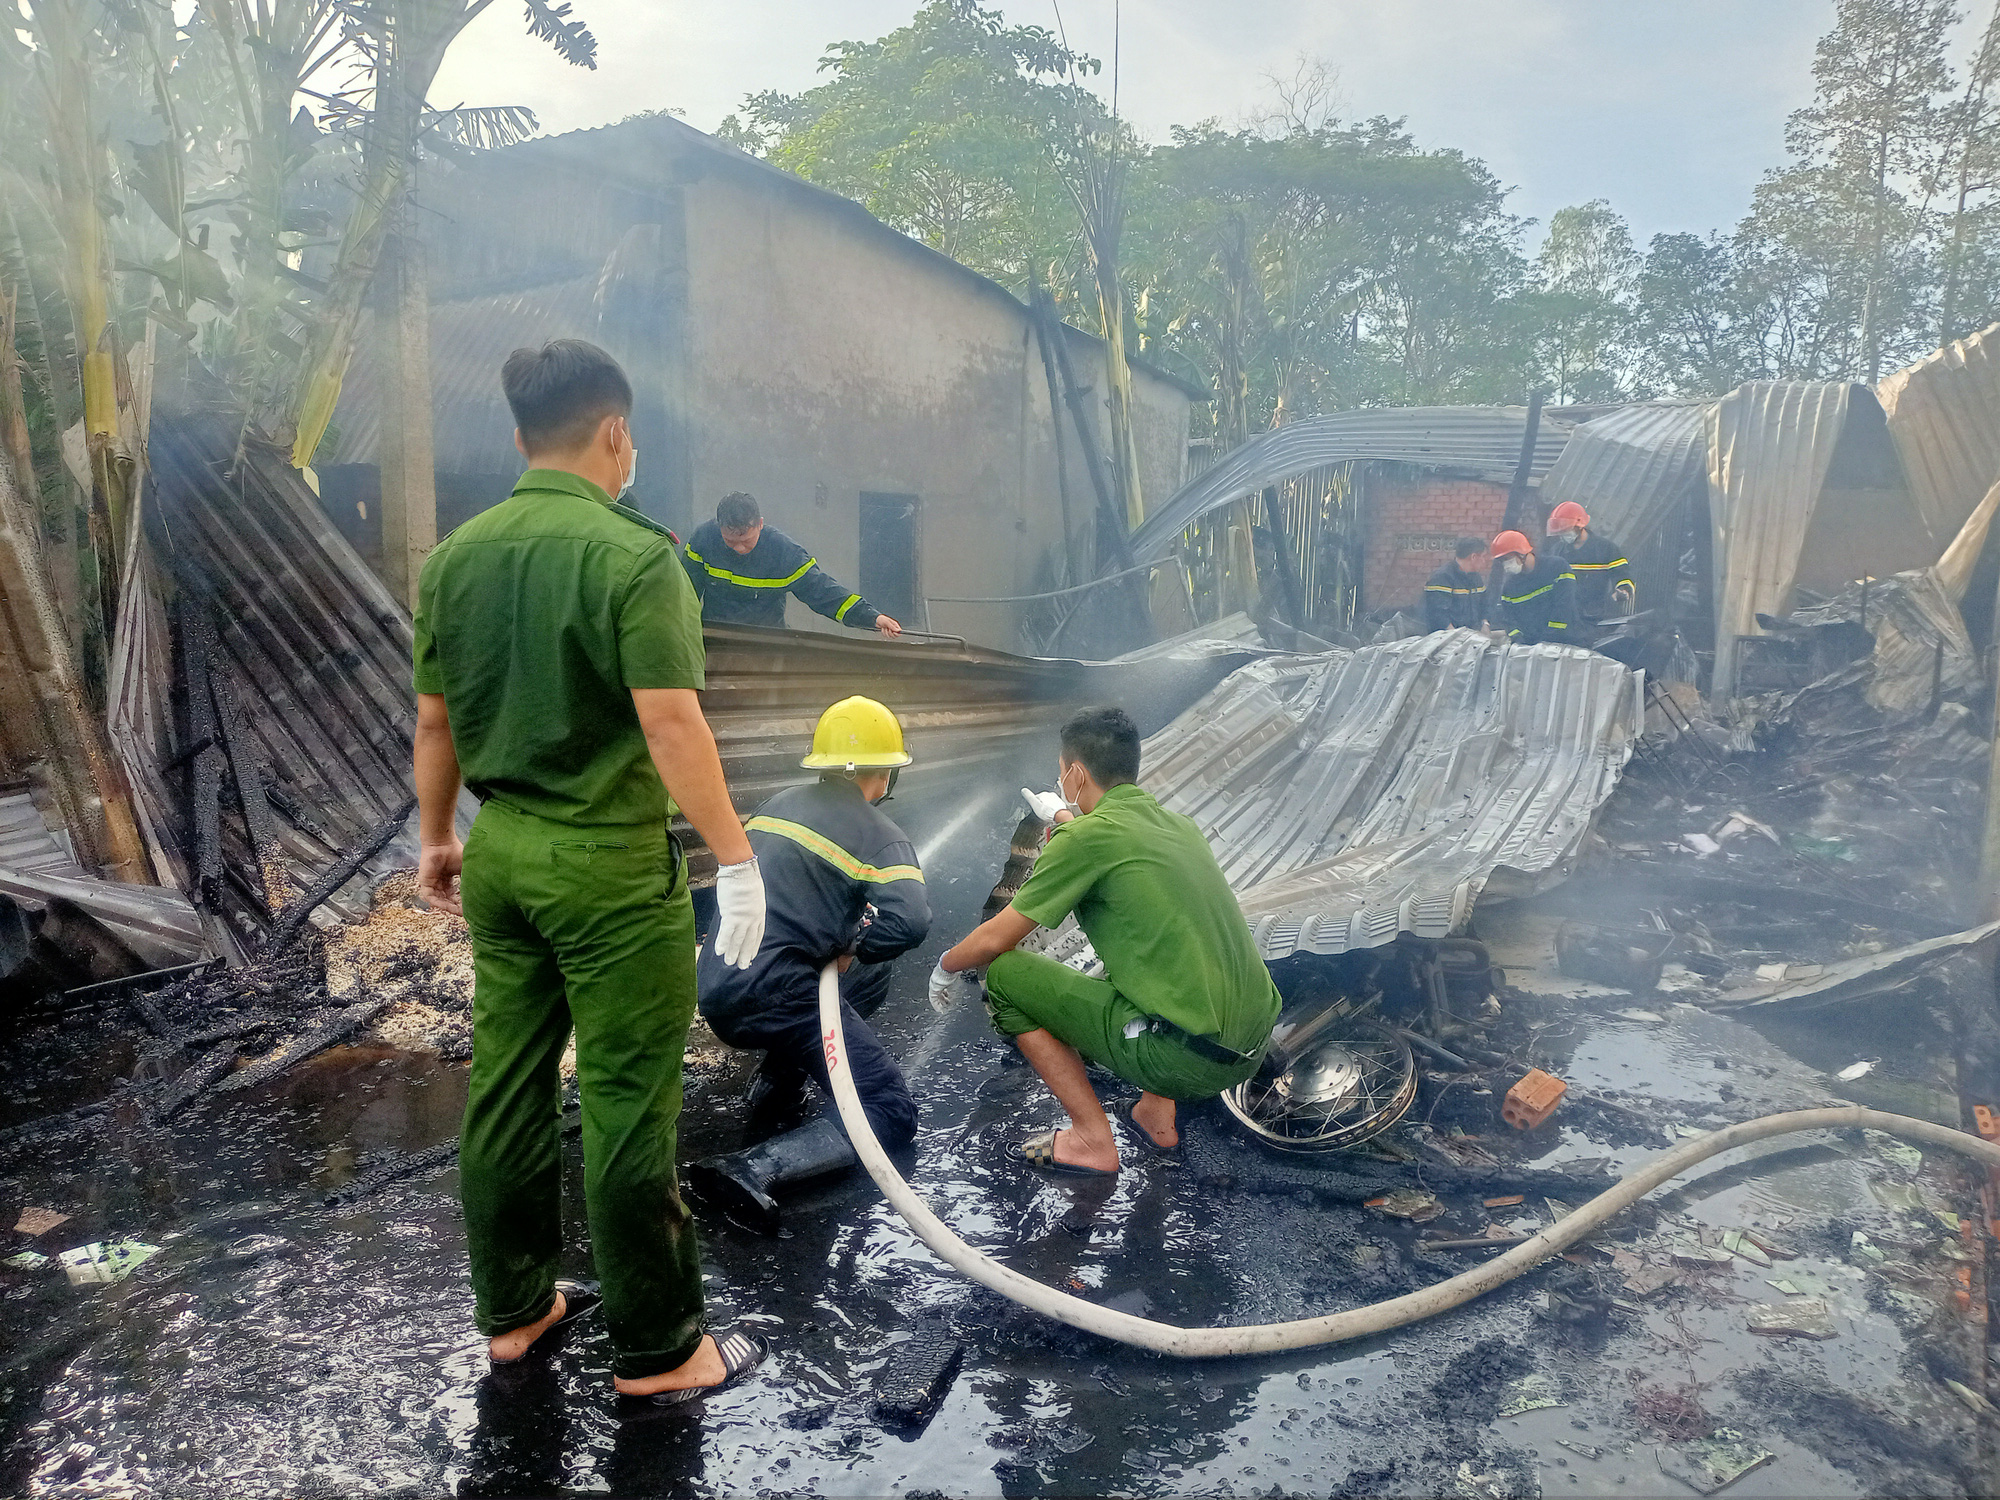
[1060,706,1141,787]
[716,492,762,530]
[1455,535,1486,559]
[501,339,632,455]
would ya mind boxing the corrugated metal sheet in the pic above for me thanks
[1877,322,2000,545]
[1140,629,1642,958]
[1540,401,1709,547]
[331,276,601,472]
[0,867,205,969]
[1707,382,1853,695]
[1129,407,1575,562]
[0,786,74,875]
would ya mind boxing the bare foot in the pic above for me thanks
[488,1290,565,1363]
[1051,1126,1120,1173]
[614,1335,727,1397]
[1131,1094,1179,1149]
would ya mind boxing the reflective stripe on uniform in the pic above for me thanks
[834,593,863,621]
[684,546,817,590]
[747,815,924,884]
[1569,557,1629,572]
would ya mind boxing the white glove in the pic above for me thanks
[1022,787,1066,822]
[928,960,983,1013]
[712,856,766,969]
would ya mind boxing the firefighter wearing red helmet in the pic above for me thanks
[1489,529,1577,645]
[1544,500,1635,621]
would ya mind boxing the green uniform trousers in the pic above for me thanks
[458,799,704,1379]
[986,949,1259,1101]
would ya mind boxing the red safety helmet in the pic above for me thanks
[1490,529,1533,561]
[1545,500,1590,535]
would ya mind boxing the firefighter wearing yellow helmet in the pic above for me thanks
[688,697,930,1231]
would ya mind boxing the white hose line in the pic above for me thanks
[818,962,2000,1359]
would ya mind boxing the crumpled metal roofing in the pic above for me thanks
[1540,400,1709,547]
[1707,381,1854,696]
[1139,628,1642,958]
[1128,407,1576,561]
[0,788,205,966]
[1877,322,2000,546]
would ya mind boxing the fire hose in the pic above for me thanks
[816,961,2000,1358]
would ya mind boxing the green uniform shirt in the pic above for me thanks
[412,468,705,827]
[1009,783,1280,1052]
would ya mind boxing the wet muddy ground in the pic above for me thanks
[2,763,1995,1497]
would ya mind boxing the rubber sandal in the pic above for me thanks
[621,1329,768,1407]
[1123,1100,1180,1155]
[1020,1127,1119,1177]
[489,1279,603,1366]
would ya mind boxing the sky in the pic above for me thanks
[427,0,1906,251]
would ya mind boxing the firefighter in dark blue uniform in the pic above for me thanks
[1544,500,1635,624]
[1489,529,1578,645]
[688,696,928,1231]
[1423,536,1489,632]
[681,492,903,636]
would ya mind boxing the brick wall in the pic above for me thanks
[1362,474,1511,617]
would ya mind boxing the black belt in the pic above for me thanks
[1135,1014,1260,1068]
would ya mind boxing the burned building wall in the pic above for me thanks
[1358,470,1510,618]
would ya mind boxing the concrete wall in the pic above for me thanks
[679,159,1188,644]
[1361,473,1509,617]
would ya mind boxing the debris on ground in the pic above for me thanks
[1746,1298,1836,1339]
[11,1206,68,1236]
[1655,1427,1776,1495]
[57,1239,161,1285]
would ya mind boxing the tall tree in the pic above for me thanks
[1632,231,1765,395]
[1530,200,1636,402]
[1937,0,2000,340]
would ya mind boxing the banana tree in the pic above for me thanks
[282,0,597,470]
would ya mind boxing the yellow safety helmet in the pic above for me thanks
[801,695,912,770]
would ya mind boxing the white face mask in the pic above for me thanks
[618,443,638,501]
[1503,557,1524,576]
[1056,762,1079,809]
[1562,528,1581,546]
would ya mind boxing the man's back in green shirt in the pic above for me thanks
[412,468,706,827]
[1009,783,1279,1055]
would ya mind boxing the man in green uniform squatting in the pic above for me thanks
[413,338,768,1405]
[930,707,1281,1173]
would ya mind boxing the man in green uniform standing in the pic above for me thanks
[931,707,1280,1173]
[413,339,767,1404]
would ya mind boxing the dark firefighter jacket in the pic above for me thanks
[1496,555,1577,645]
[696,778,930,1017]
[1423,561,1487,632]
[680,520,882,630]
[1550,529,1634,620]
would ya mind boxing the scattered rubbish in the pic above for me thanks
[1482,1195,1525,1209]
[1836,1059,1877,1081]
[1680,951,1730,979]
[1790,835,1856,863]
[1556,922,1673,991]
[1419,1230,1528,1252]
[1545,1197,1575,1222]
[1936,1210,1963,1232]
[1365,1189,1444,1221]
[1613,1008,1666,1024]
[1754,962,1789,982]
[1946,1379,1998,1418]
[1850,1231,1888,1264]
[1766,1278,1803,1295]
[1747,1298,1836,1339]
[1682,833,1722,856]
[871,1316,966,1429]
[1720,1229,1772,1267]
[1672,1242,1735,1269]
[58,1239,161,1286]
[1555,1439,1602,1461]
[1623,1264,1680,1297]
[1869,1135,1924,1176]
[1655,1428,1776,1495]
[1742,1229,1798,1260]
[1497,1373,1567,1416]
[1977,1104,2000,1142]
[1712,812,1780,846]
[12,1207,70,1237]
[1502,1069,1567,1130]
[1871,1180,1926,1213]
[3,1251,50,1270]
[1675,1125,1709,1138]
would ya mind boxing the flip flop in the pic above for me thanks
[1123,1100,1181,1155]
[621,1328,768,1407]
[1020,1128,1119,1177]
[489,1279,603,1366]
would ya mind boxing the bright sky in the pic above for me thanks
[427,0,1946,251]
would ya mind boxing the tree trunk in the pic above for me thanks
[378,227,437,608]
[0,443,148,881]
[1091,237,1146,532]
